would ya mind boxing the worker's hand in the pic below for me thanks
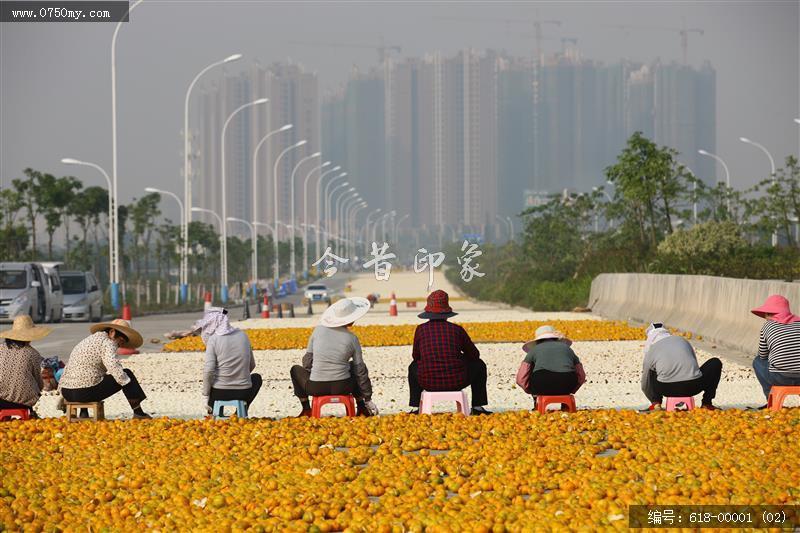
[365,400,379,416]
[203,397,212,415]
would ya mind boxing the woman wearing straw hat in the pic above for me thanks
[0,315,51,416]
[290,297,378,417]
[59,319,152,419]
[516,325,586,408]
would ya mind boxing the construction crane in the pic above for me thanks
[434,15,562,62]
[290,40,402,64]
[605,20,704,65]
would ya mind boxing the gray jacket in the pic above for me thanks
[304,325,373,400]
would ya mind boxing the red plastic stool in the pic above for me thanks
[767,386,800,411]
[311,395,356,418]
[665,397,695,412]
[536,395,576,414]
[0,408,31,421]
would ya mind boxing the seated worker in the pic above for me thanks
[750,295,800,408]
[408,290,491,415]
[0,315,51,416]
[640,322,722,411]
[199,307,262,415]
[60,319,152,419]
[516,325,586,407]
[290,297,378,417]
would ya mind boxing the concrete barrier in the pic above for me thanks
[589,273,800,354]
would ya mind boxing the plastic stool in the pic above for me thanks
[767,386,800,411]
[66,402,104,422]
[0,408,31,421]
[665,397,695,412]
[420,390,470,415]
[536,394,576,414]
[311,395,356,418]
[213,400,248,420]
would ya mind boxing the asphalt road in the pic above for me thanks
[25,274,352,357]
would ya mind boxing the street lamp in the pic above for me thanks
[333,189,358,254]
[145,188,185,297]
[183,53,242,302]
[317,170,346,260]
[348,203,368,259]
[364,208,382,255]
[323,181,350,251]
[220,98,269,302]
[111,0,143,308]
[739,137,778,246]
[62,158,116,307]
[191,207,224,301]
[272,140,307,287]
[226,217,256,294]
[339,195,361,257]
[289,151,321,280]
[698,149,732,215]
[394,214,410,244]
[252,123,293,292]
[380,210,396,246]
[302,160,331,279]
[373,212,392,246]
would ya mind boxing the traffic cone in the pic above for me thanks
[389,292,398,317]
[203,291,212,312]
[261,293,270,318]
[117,304,138,356]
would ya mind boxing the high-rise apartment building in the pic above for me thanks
[195,62,320,237]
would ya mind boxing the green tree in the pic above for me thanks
[0,187,28,260]
[129,193,161,279]
[750,156,800,247]
[605,132,689,250]
[12,168,46,259]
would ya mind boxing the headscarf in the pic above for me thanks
[194,307,237,345]
[750,295,800,325]
[644,322,671,354]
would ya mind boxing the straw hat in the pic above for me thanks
[0,315,52,342]
[320,297,371,328]
[522,325,572,352]
[90,319,143,349]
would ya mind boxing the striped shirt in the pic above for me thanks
[757,320,800,373]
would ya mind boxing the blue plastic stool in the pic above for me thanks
[213,400,248,420]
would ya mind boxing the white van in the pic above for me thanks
[0,262,48,322]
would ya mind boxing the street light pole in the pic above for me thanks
[739,137,778,245]
[698,149,732,217]
[394,213,410,244]
[191,207,224,302]
[272,140,307,287]
[62,159,114,303]
[364,208,382,255]
[289,152,321,280]
[341,196,361,258]
[324,182,349,251]
[349,203,367,259]
[302,161,331,279]
[221,98,269,302]
[252,123,293,294]
[183,53,242,302]
[145,187,184,298]
[110,0,143,309]
[226,217,256,293]
[333,190,357,254]
[318,171,346,258]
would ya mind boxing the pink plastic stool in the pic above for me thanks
[665,396,695,412]
[419,390,470,415]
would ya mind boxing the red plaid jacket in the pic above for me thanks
[412,320,480,391]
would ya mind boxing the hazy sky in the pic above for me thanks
[2,0,798,225]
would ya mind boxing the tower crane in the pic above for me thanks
[433,15,562,62]
[605,20,704,65]
[290,40,402,64]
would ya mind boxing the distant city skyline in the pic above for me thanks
[1,2,797,236]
